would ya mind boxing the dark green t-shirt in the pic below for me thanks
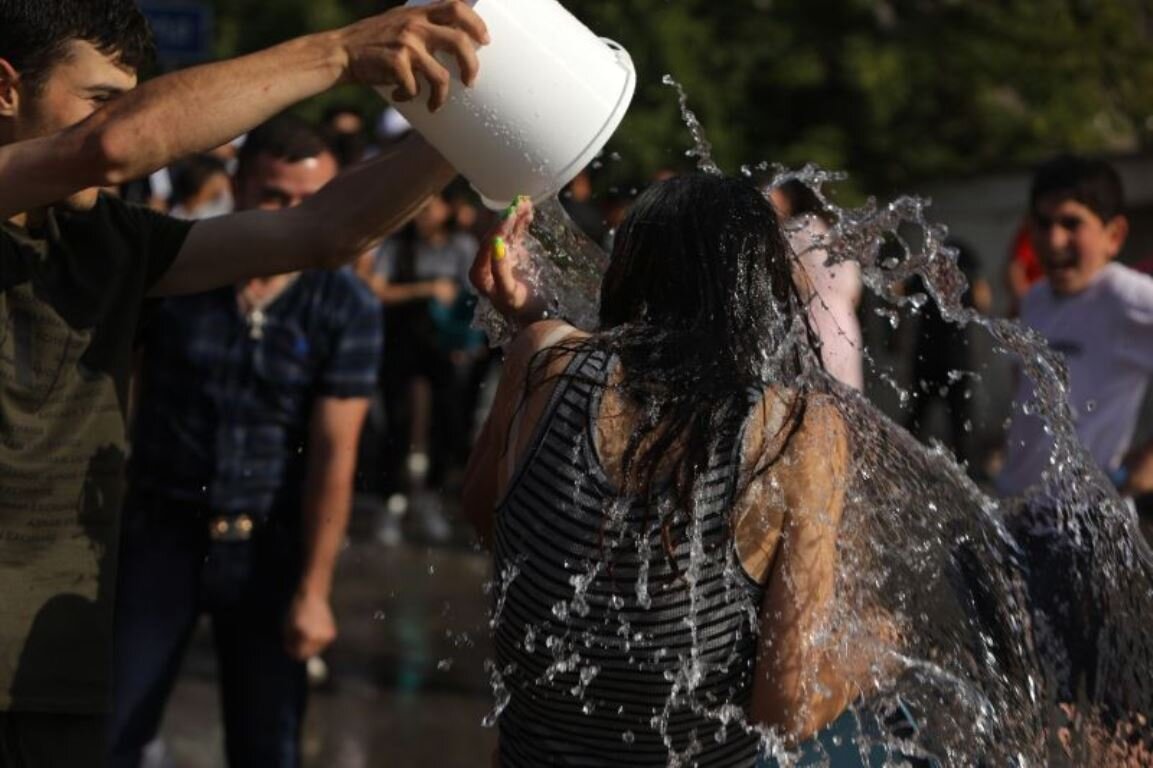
[0,194,191,713]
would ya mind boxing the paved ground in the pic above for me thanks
[151,494,498,768]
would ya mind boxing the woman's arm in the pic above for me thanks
[461,320,576,544]
[462,197,583,542]
[750,397,854,743]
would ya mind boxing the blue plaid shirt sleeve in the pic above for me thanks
[317,275,382,398]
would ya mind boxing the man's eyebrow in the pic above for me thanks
[82,83,129,95]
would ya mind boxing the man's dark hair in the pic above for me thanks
[169,154,228,209]
[0,0,154,94]
[1030,154,1125,223]
[319,104,369,168]
[236,113,331,183]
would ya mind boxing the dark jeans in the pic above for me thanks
[1006,509,1104,708]
[907,350,975,470]
[0,712,104,768]
[381,338,468,493]
[108,502,305,768]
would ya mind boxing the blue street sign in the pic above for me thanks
[140,2,213,62]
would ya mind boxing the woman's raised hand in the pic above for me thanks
[470,195,549,329]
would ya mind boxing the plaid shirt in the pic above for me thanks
[131,270,381,519]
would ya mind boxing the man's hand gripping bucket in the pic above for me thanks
[382,0,636,209]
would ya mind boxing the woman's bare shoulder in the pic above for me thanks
[742,387,849,481]
[503,321,586,372]
[488,320,587,445]
[796,391,848,445]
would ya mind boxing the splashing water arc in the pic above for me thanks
[471,76,1153,765]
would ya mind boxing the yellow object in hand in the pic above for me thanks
[492,237,507,261]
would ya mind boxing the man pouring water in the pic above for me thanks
[0,0,485,761]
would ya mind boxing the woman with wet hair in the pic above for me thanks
[464,174,868,766]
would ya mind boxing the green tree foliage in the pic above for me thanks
[201,0,1153,194]
[206,0,365,123]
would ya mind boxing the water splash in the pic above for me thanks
[473,196,606,346]
[481,659,513,728]
[752,162,1153,763]
[476,80,1153,766]
[488,560,520,629]
[662,74,723,176]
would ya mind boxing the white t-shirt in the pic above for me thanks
[998,262,1153,496]
[787,214,864,390]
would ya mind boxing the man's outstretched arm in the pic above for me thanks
[0,0,487,220]
[150,131,455,295]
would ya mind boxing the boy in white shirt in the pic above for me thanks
[999,155,1153,499]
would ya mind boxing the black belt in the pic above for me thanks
[127,489,264,541]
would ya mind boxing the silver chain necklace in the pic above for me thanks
[238,275,298,341]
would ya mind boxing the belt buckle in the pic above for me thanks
[208,514,255,542]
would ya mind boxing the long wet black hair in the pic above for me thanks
[530,174,822,558]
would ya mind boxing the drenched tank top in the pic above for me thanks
[492,348,767,767]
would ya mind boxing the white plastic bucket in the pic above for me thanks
[385,0,636,209]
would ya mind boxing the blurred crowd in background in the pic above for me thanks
[89,96,1153,768]
[8,1,1153,765]
[111,102,1153,537]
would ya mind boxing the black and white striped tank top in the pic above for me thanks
[492,348,767,767]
